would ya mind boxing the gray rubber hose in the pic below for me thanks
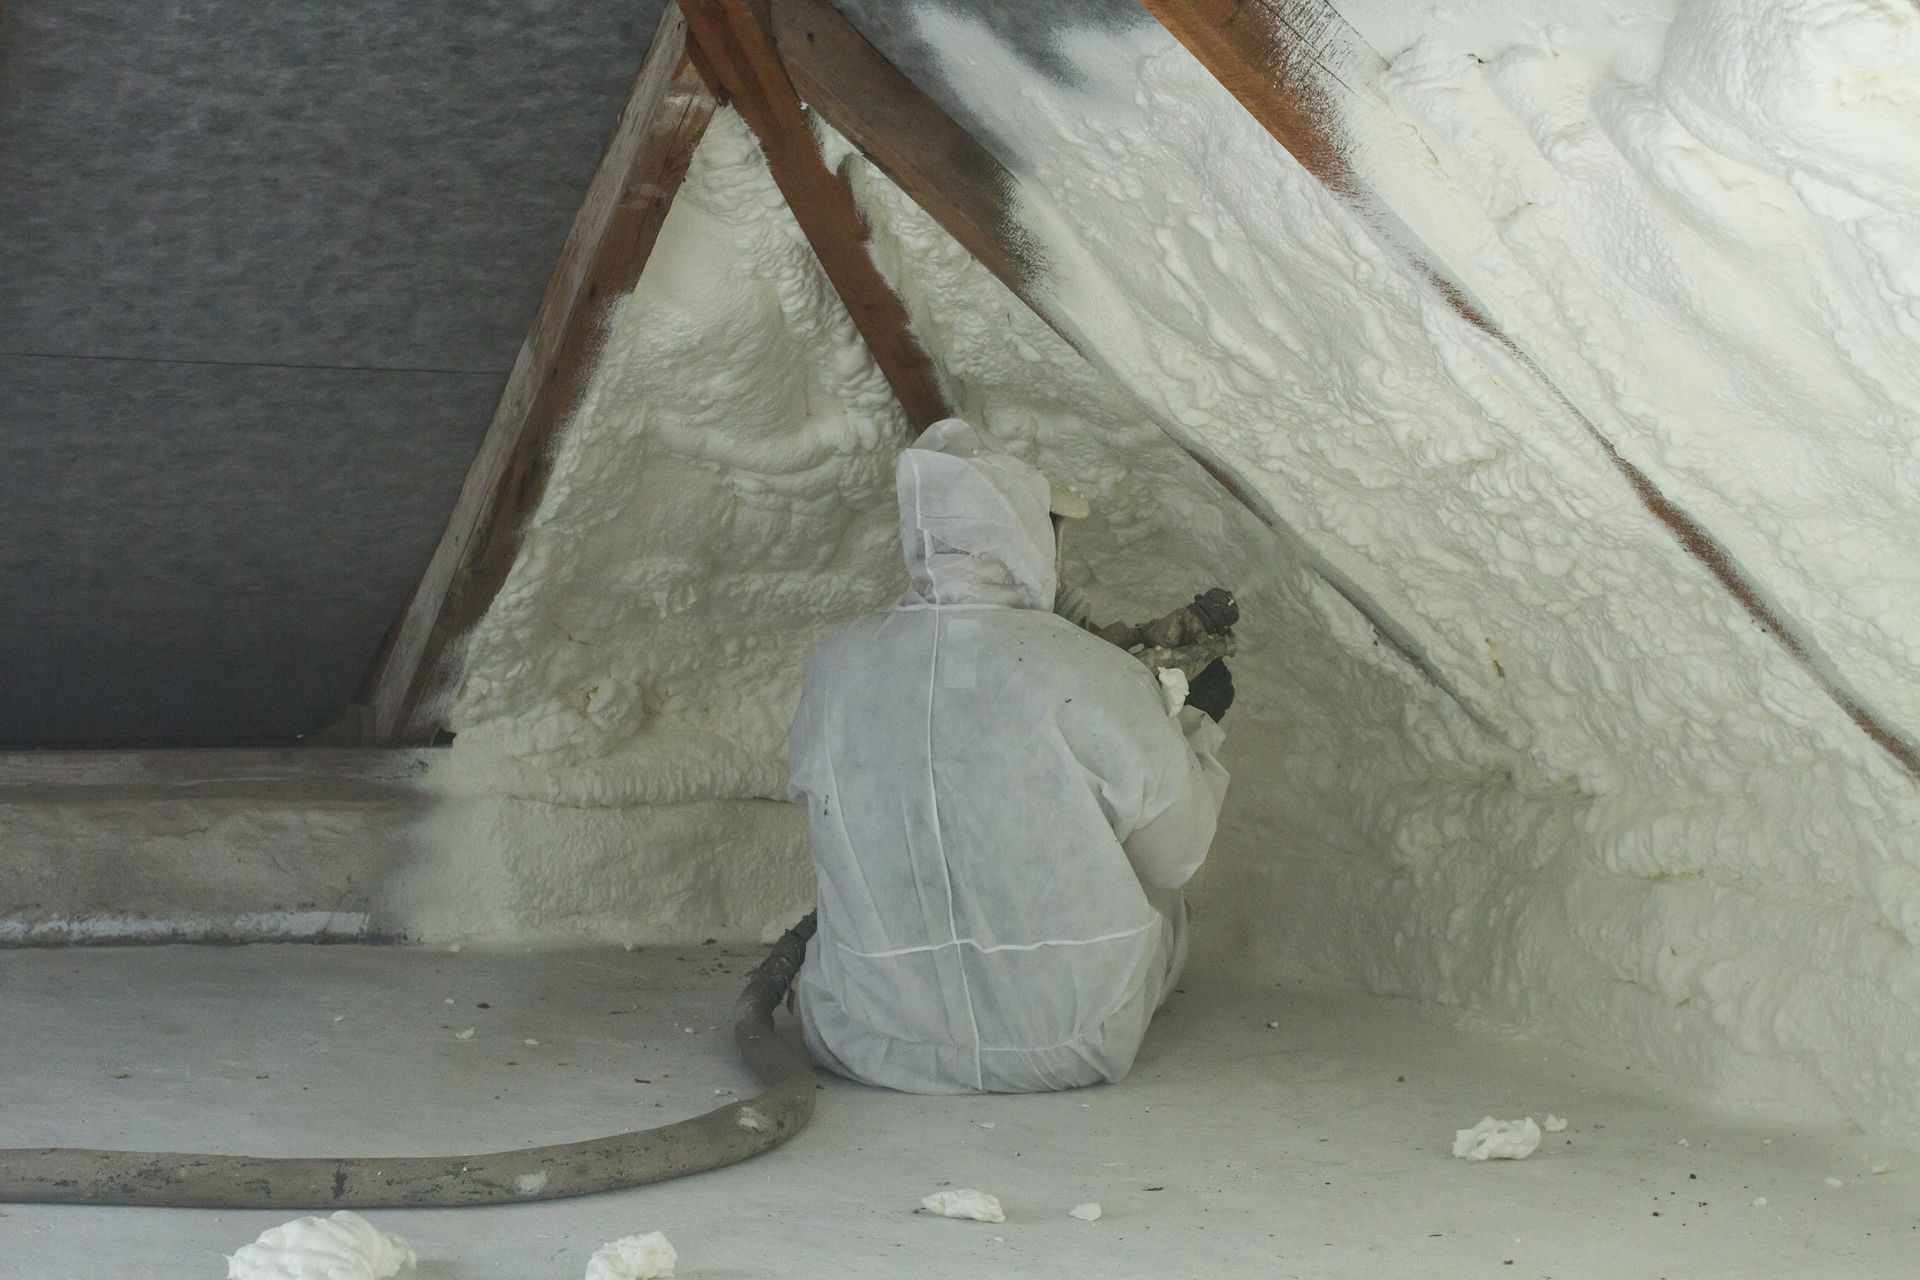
[0,916,819,1209]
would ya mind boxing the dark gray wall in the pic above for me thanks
[0,1,662,747]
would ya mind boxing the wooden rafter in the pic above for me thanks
[1138,0,1360,190]
[770,0,1034,295]
[679,0,952,431]
[358,5,716,745]
[1143,0,1920,776]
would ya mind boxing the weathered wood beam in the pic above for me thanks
[359,6,716,745]
[770,0,1034,295]
[1143,0,1920,775]
[1141,0,1359,189]
[0,748,430,800]
[1,748,432,945]
[679,0,953,431]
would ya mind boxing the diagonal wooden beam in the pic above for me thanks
[1141,0,1361,190]
[678,0,952,431]
[1142,0,1920,775]
[358,5,716,745]
[770,0,1035,296]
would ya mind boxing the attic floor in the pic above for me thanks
[3,944,1913,1279]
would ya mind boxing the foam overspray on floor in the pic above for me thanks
[398,0,1920,1153]
[15,946,1920,1280]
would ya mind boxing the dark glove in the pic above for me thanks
[1185,658,1234,723]
[1187,588,1239,635]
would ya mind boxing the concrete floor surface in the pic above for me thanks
[2,944,1913,1278]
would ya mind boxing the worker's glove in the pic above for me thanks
[1187,588,1239,636]
[1185,658,1234,723]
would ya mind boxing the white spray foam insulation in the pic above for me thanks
[583,1231,677,1280]
[225,1211,415,1280]
[1452,1115,1544,1161]
[898,0,1920,1147]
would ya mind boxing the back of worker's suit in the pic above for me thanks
[789,419,1230,1094]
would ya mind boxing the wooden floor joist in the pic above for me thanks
[1143,0,1920,776]
[358,5,716,745]
[679,0,952,431]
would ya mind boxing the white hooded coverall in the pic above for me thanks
[788,420,1230,1094]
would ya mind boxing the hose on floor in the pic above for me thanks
[0,916,819,1209]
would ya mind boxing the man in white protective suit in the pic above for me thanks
[787,418,1232,1094]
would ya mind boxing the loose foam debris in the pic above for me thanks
[1452,1116,1543,1161]
[583,1232,676,1280]
[226,1211,415,1280]
[920,1189,1006,1223]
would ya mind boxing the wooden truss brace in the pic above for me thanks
[769,0,1275,509]
[678,0,952,430]
[358,5,716,745]
[769,0,1034,296]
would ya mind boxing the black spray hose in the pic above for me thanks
[0,916,820,1209]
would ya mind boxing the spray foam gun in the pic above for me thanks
[1083,587,1239,680]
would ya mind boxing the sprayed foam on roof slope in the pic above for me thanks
[906,0,1920,1147]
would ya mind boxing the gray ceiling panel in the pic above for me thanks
[0,354,504,747]
[0,1,659,371]
[0,2,665,746]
